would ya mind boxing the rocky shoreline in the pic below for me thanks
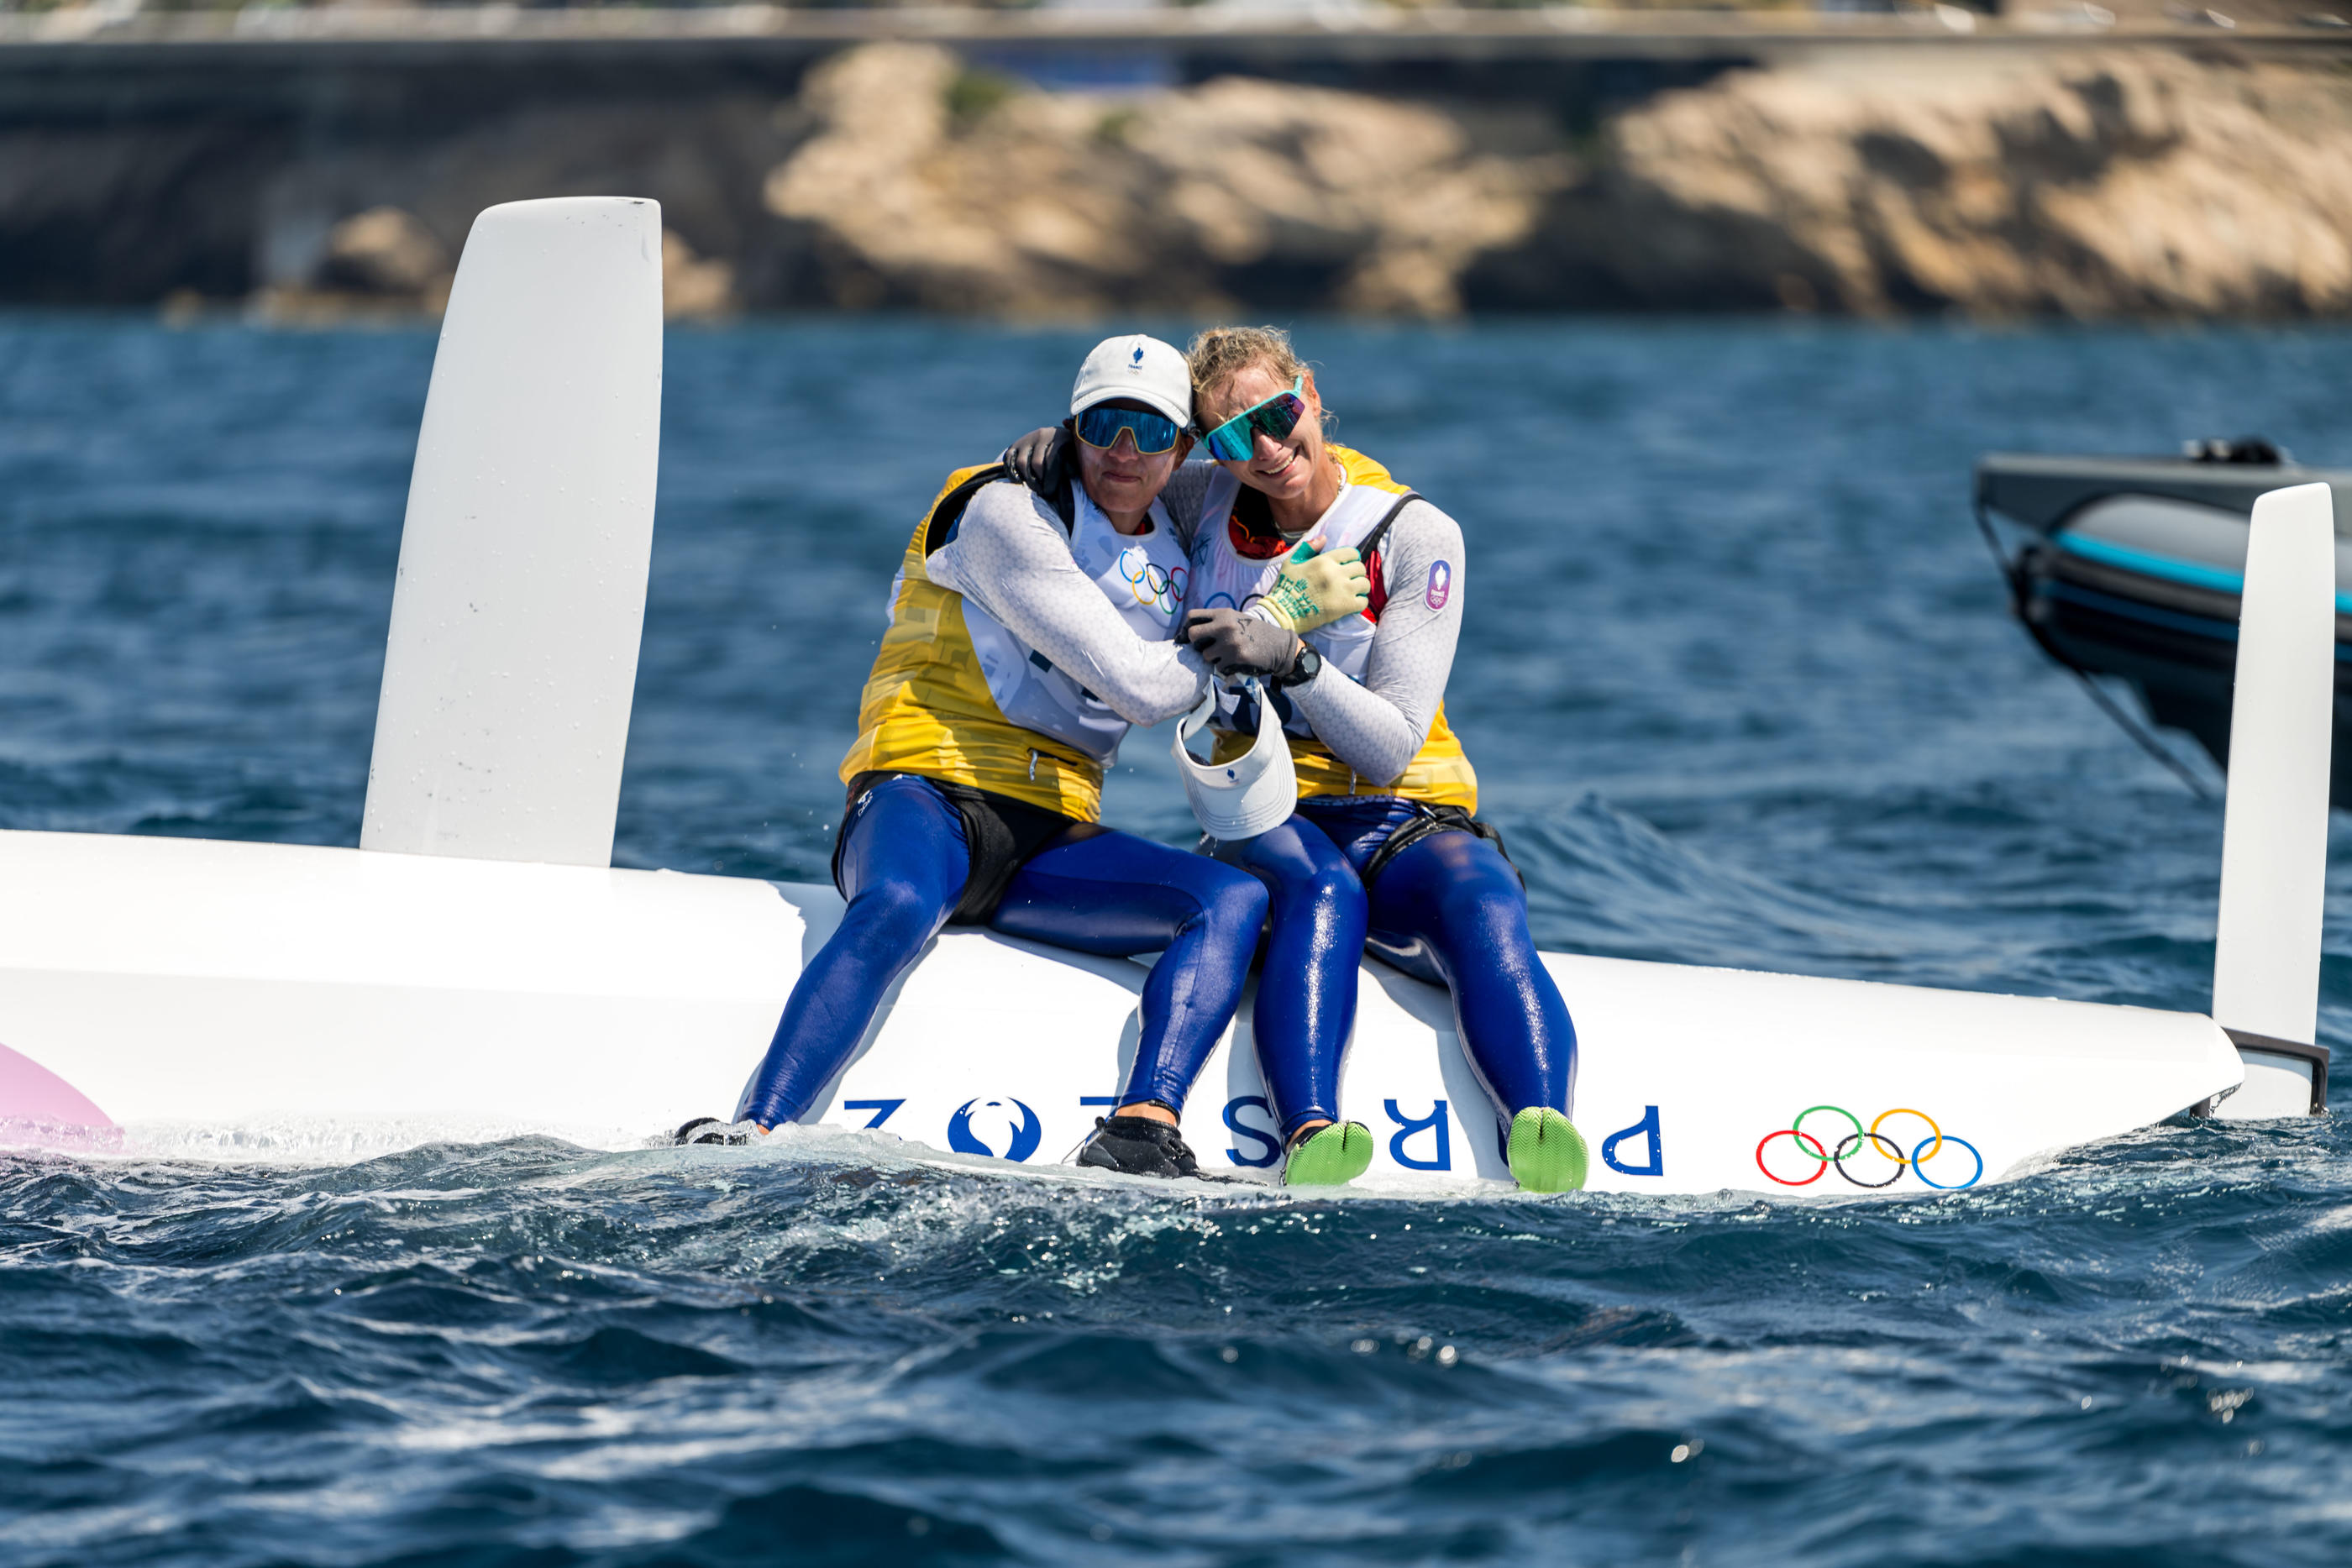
[18,41,2352,321]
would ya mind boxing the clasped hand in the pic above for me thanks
[999,425,1368,676]
[1183,608,1300,681]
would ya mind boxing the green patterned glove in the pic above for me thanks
[1258,538,1369,633]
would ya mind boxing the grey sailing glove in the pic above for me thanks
[1182,608,1301,681]
[1001,425,1071,495]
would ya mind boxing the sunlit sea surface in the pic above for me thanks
[3,317,2351,1566]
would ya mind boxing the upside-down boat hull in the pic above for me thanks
[0,221,2308,1186]
[0,827,2246,1193]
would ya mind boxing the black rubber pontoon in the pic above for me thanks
[1975,443,2352,808]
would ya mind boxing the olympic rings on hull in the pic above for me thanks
[1909,1135,1984,1189]
[1754,1128,1830,1186]
[1755,1104,1983,1190]
[1830,1132,1907,1188]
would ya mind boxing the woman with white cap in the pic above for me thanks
[1005,326,1585,1193]
[713,336,1283,1179]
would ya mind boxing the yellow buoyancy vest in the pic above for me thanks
[837,465,1105,821]
[1202,446,1479,810]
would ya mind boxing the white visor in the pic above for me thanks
[1173,679,1298,842]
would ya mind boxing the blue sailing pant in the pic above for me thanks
[1251,796,1577,1135]
[1215,816,1369,1139]
[735,774,1270,1129]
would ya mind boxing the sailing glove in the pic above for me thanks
[1183,608,1301,681]
[1002,425,1072,494]
[1259,538,1369,632]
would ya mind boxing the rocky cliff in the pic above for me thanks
[1474,51,2352,317]
[12,40,2352,320]
[763,43,1565,318]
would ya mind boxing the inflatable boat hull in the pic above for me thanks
[1977,451,2352,807]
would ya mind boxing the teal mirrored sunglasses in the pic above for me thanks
[1199,377,1307,464]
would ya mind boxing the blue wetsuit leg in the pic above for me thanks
[1220,816,1368,1137]
[1367,830,1576,1119]
[991,826,1270,1114]
[733,777,969,1128]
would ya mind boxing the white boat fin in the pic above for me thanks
[2211,481,2336,1117]
[362,197,665,868]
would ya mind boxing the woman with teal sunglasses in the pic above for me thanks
[1004,326,1586,1193]
[1180,326,1585,1193]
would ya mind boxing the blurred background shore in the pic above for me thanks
[4,0,2352,321]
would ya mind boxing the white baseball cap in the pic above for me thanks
[1071,334,1192,431]
[1173,679,1297,842]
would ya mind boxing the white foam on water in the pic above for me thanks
[105,1116,644,1166]
[0,1116,124,1156]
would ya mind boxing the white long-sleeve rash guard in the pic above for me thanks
[923,480,1212,728]
[1283,498,1467,786]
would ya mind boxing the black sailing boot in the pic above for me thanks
[1076,1114,1206,1179]
[671,1116,755,1146]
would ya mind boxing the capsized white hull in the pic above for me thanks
[0,827,2239,1194]
[0,200,2292,1190]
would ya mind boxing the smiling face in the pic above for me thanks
[1195,363,1325,505]
[1073,398,1189,526]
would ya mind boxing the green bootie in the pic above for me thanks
[1507,1107,1589,1193]
[1284,1121,1374,1187]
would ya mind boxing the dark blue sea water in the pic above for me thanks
[3,317,2351,1566]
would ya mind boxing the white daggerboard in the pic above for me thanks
[364,197,664,868]
[2209,483,2337,1119]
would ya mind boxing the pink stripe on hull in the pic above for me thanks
[0,1042,118,1148]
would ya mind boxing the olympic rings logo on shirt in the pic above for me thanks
[1754,1105,1983,1190]
[1118,548,1185,616]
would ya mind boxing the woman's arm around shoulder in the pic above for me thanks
[927,480,1209,725]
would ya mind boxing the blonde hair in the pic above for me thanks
[1185,325,1326,431]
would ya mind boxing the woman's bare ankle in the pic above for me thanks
[1114,1101,1178,1126]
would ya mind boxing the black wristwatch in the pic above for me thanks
[1278,642,1323,689]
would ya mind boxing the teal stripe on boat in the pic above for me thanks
[2054,532,2352,614]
